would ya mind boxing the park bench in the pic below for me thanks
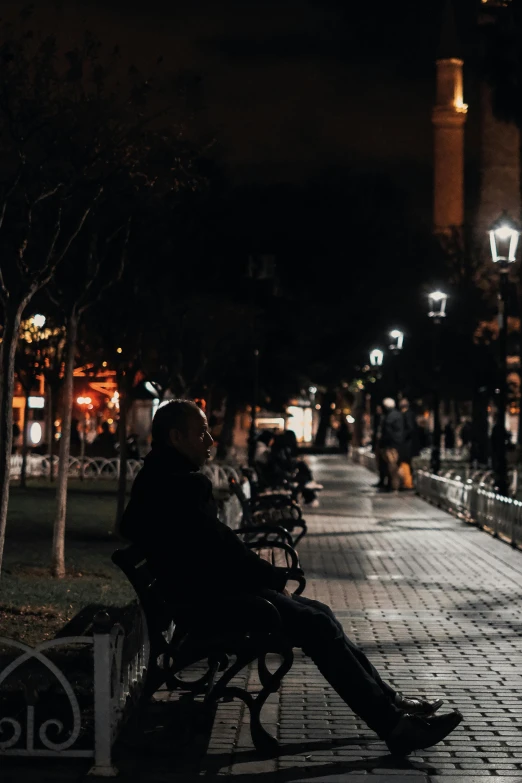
[111,539,305,752]
[229,474,307,546]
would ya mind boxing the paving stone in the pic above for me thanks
[8,458,522,780]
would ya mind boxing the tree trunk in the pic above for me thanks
[47,384,55,482]
[216,394,238,461]
[115,378,129,532]
[0,302,27,577]
[20,388,30,489]
[51,310,78,578]
[314,391,335,448]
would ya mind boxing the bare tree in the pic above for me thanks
[50,227,129,578]
[0,15,204,577]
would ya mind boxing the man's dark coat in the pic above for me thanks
[119,443,287,607]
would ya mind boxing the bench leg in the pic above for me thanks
[292,521,307,547]
[166,654,229,693]
[206,646,293,753]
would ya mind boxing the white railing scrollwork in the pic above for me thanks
[9,456,246,528]
[9,455,144,482]
[0,605,149,776]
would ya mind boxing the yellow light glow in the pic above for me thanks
[116,347,123,354]
[102,361,108,367]
[287,406,305,442]
[29,422,42,445]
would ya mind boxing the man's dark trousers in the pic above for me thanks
[258,590,402,738]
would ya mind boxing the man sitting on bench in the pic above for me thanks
[119,399,462,756]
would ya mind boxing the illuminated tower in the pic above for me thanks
[432,1,468,236]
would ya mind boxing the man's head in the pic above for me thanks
[151,399,213,467]
[382,397,396,411]
[399,398,409,412]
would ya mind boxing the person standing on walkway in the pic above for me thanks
[121,399,462,756]
[398,398,418,491]
[337,414,352,456]
[444,420,456,450]
[377,398,404,492]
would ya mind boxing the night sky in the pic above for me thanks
[3,0,484,366]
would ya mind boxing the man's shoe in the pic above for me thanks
[385,710,463,756]
[394,692,443,715]
[373,481,385,488]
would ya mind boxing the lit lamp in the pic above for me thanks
[488,212,521,496]
[32,314,46,329]
[369,349,384,368]
[428,291,448,322]
[389,330,404,352]
[428,290,448,474]
[489,212,520,266]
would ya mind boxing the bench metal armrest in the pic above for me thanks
[243,540,300,571]
[284,569,306,595]
[235,525,294,546]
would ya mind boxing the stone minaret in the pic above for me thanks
[432,1,468,236]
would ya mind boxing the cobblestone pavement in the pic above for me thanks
[201,456,522,781]
[6,456,522,782]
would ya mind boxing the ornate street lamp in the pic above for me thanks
[389,330,404,352]
[488,211,521,496]
[489,212,520,265]
[387,330,404,399]
[428,291,448,322]
[428,290,448,474]
[369,349,384,368]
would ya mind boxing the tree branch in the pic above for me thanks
[35,187,103,290]
[79,216,131,313]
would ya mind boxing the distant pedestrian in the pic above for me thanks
[398,398,418,490]
[459,419,472,450]
[417,418,432,450]
[12,421,20,454]
[444,421,456,450]
[337,414,352,456]
[377,398,404,493]
[93,421,117,457]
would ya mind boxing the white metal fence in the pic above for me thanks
[416,470,522,547]
[10,454,144,482]
[0,606,149,776]
[10,454,245,529]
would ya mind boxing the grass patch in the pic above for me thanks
[1,482,135,645]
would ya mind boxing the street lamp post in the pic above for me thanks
[370,349,384,370]
[76,396,92,481]
[488,212,521,496]
[428,291,448,475]
[388,330,404,398]
[369,348,384,447]
[248,349,260,467]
